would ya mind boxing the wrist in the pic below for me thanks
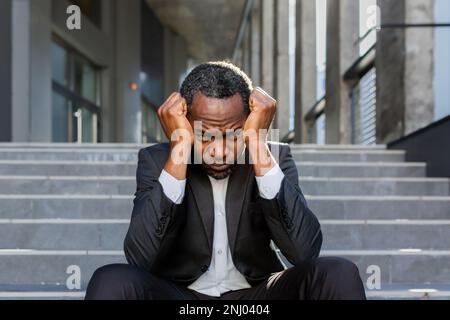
[248,140,275,177]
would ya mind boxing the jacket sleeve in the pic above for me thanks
[259,144,322,265]
[123,147,184,272]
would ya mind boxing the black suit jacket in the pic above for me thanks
[124,143,322,286]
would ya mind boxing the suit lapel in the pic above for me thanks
[225,162,253,255]
[187,165,215,251]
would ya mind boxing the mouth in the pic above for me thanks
[209,164,231,172]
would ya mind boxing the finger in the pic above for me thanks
[180,100,188,116]
[164,92,181,108]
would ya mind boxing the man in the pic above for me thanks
[85,61,366,300]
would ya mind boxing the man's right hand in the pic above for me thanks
[157,92,193,146]
[157,92,193,180]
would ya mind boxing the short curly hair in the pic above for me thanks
[180,61,253,113]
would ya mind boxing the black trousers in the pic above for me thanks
[85,257,366,300]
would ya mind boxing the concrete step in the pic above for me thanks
[0,150,138,162]
[0,149,403,163]
[308,196,450,220]
[0,250,125,289]
[1,219,448,251]
[1,250,450,291]
[0,195,134,219]
[0,160,426,177]
[0,143,145,149]
[364,284,450,300]
[1,195,449,220]
[289,144,387,151]
[0,160,137,176]
[292,150,405,162]
[0,176,136,195]
[300,177,450,196]
[0,220,128,250]
[297,162,426,178]
[0,143,385,150]
[320,250,450,285]
[0,285,85,300]
[2,176,447,196]
[1,284,449,300]
[321,220,450,250]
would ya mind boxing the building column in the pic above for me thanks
[164,27,189,97]
[325,0,359,144]
[29,0,52,142]
[294,0,317,144]
[0,0,13,142]
[115,0,142,143]
[261,0,275,96]
[274,0,292,140]
[377,0,435,143]
[250,0,261,86]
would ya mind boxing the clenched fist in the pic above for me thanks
[157,93,193,180]
[244,87,278,176]
[244,87,277,143]
[157,92,194,147]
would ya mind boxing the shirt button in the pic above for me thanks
[217,211,224,217]
[217,249,223,255]
[263,187,271,194]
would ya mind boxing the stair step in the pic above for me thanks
[292,150,404,162]
[297,162,426,178]
[308,196,450,220]
[0,161,137,176]
[0,195,134,219]
[1,250,450,290]
[320,250,450,285]
[300,177,450,196]
[0,251,125,289]
[0,150,138,162]
[1,219,450,251]
[0,221,129,250]
[0,161,426,177]
[0,149,404,163]
[2,176,446,196]
[0,195,449,220]
[290,144,387,150]
[321,220,450,250]
[365,284,450,300]
[0,176,136,195]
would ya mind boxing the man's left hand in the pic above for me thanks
[244,87,277,143]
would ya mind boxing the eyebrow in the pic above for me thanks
[201,126,243,134]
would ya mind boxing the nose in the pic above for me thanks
[209,139,230,163]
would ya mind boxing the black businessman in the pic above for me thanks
[85,61,366,300]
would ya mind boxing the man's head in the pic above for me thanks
[180,61,253,180]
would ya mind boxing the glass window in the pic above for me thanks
[141,98,164,144]
[51,42,68,86]
[51,39,100,143]
[52,92,69,142]
[74,55,98,104]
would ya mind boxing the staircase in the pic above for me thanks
[0,143,449,299]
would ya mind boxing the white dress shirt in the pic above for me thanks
[158,164,285,297]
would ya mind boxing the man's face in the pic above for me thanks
[188,93,248,180]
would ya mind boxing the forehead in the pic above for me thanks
[190,94,245,130]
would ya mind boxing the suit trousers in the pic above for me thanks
[85,257,366,300]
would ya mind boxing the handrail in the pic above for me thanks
[304,96,326,123]
[343,45,376,81]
